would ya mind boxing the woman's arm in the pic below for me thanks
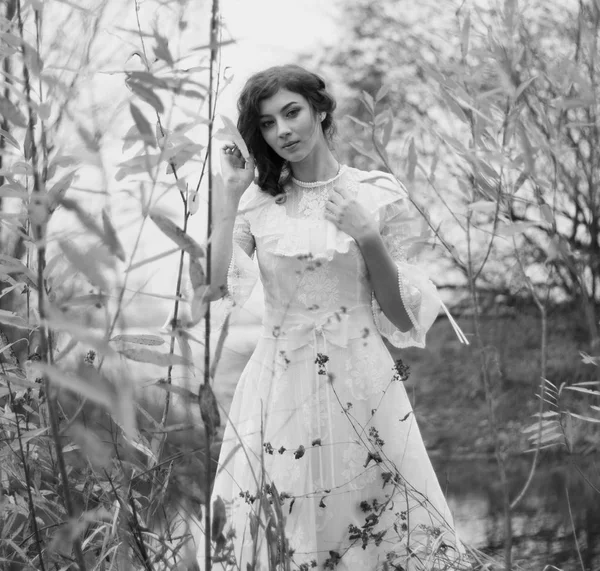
[207,194,239,301]
[207,144,255,301]
[355,230,413,332]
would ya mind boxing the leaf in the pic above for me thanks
[127,78,164,113]
[130,103,156,147]
[375,84,390,102]
[568,412,600,424]
[469,200,497,213]
[165,143,204,173]
[110,334,165,346]
[191,39,236,52]
[212,496,227,539]
[564,386,600,397]
[407,139,417,182]
[216,442,242,476]
[540,203,554,225]
[35,362,116,409]
[122,124,141,152]
[0,96,27,127]
[380,114,394,148]
[102,209,126,262]
[361,90,375,114]
[47,170,77,211]
[514,76,537,101]
[77,125,100,152]
[44,307,113,355]
[117,346,190,367]
[580,352,600,366]
[150,211,205,258]
[0,183,28,200]
[189,188,200,215]
[176,331,194,379]
[496,221,536,237]
[348,141,380,163]
[189,256,205,290]
[0,128,20,150]
[59,240,109,290]
[0,254,38,287]
[127,246,180,272]
[209,312,230,381]
[127,71,170,90]
[60,198,105,241]
[346,115,372,130]
[215,114,249,160]
[461,12,471,58]
[190,286,209,325]
[154,379,197,400]
[0,309,29,329]
[439,89,468,124]
[199,382,221,437]
[153,31,174,66]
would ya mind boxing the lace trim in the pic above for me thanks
[291,164,345,188]
[397,267,421,332]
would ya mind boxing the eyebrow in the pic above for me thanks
[259,102,299,118]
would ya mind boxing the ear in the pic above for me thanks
[320,112,326,122]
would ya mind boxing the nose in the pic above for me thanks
[276,119,292,139]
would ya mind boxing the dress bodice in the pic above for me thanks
[256,167,372,319]
[227,165,443,349]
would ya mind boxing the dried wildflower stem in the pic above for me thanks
[202,0,221,568]
[509,237,549,510]
[566,487,586,571]
[16,1,87,569]
[466,212,512,571]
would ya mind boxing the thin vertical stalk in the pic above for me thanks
[16,1,87,569]
[204,1,220,568]
[466,213,512,571]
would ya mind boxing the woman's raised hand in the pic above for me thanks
[220,142,255,203]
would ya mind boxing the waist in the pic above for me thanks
[261,304,376,350]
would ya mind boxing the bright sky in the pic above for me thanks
[219,0,339,114]
[118,0,340,322]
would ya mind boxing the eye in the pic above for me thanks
[260,120,274,129]
[287,108,300,118]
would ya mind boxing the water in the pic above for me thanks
[436,456,600,570]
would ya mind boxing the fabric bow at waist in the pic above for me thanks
[261,307,374,352]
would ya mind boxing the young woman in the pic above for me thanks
[204,64,469,570]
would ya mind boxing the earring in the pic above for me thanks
[320,113,326,122]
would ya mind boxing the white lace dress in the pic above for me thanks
[204,166,469,570]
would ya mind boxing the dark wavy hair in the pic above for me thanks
[237,65,337,197]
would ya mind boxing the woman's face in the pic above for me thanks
[258,88,325,162]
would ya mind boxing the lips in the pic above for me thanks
[282,141,300,151]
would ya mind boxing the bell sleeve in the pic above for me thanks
[226,209,258,308]
[371,197,441,349]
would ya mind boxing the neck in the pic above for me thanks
[289,146,339,183]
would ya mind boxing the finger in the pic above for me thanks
[325,206,341,222]
[244,154,255,170]
[328,192,343,206]
[335,185,351,199]
[324,211,338,224]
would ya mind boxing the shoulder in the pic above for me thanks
[238,182,274,214]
